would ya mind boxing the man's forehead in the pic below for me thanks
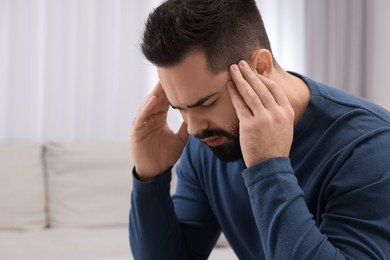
[157,60,230,108]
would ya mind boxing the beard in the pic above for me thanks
[194,122,242,162]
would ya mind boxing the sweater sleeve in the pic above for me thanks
[129,140,220,260]
[242,132,390,259]
[129,168,188,260]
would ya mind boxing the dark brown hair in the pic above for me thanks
[141,0,276,73]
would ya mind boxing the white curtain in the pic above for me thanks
[0,0,162,143]
[305,0,368,97]
[257,0,306,73]
[304,1,390,109]
[365,0,390,108]
[5,0,383,144]
[0,0,307,144]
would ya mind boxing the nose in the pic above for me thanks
[182,111,208,136]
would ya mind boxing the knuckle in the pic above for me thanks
[239,81,247,89]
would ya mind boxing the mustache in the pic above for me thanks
[194,129,237,140]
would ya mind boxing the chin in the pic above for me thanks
[210,143,242,162]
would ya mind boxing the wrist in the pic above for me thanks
[134,168,158,182]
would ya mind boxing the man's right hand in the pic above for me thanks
[130,82,189,181]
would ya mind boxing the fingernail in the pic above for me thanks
[239,60,246,67]
[231,64,238,71]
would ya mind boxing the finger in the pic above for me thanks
[237,60,276,109]
[146,82,171,115]
[150,82,170,113]
[257,74,290,106]
[229,64,264,111]
[133,94,159,129]
[133,82,168,128]
[227,81,253,119]
[142,82,163,105]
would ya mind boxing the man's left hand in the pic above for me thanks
[227,60,295,167]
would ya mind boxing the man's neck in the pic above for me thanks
[274,69,311,126]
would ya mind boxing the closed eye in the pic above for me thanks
[169,93,219,110]
[200,100,217,109]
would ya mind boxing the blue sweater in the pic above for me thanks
[129,74,390,259]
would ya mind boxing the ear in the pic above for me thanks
[250,49,273,76]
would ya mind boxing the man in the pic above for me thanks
[129,0,390,259]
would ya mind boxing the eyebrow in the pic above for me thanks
[170,92,218,110]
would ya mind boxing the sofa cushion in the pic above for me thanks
[0,227,236,260]
[0,227,132,260]
[45,141,132,228]
[0,144,47,230]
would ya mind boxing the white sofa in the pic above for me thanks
[0,141,236,260]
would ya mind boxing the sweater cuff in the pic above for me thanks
[132,167,172,193]
[242,157,294,187]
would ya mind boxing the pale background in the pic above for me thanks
[1,0,389,144]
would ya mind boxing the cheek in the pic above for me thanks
[179,110,187,122]
[209,100,239,129]
[219,95,239,122]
